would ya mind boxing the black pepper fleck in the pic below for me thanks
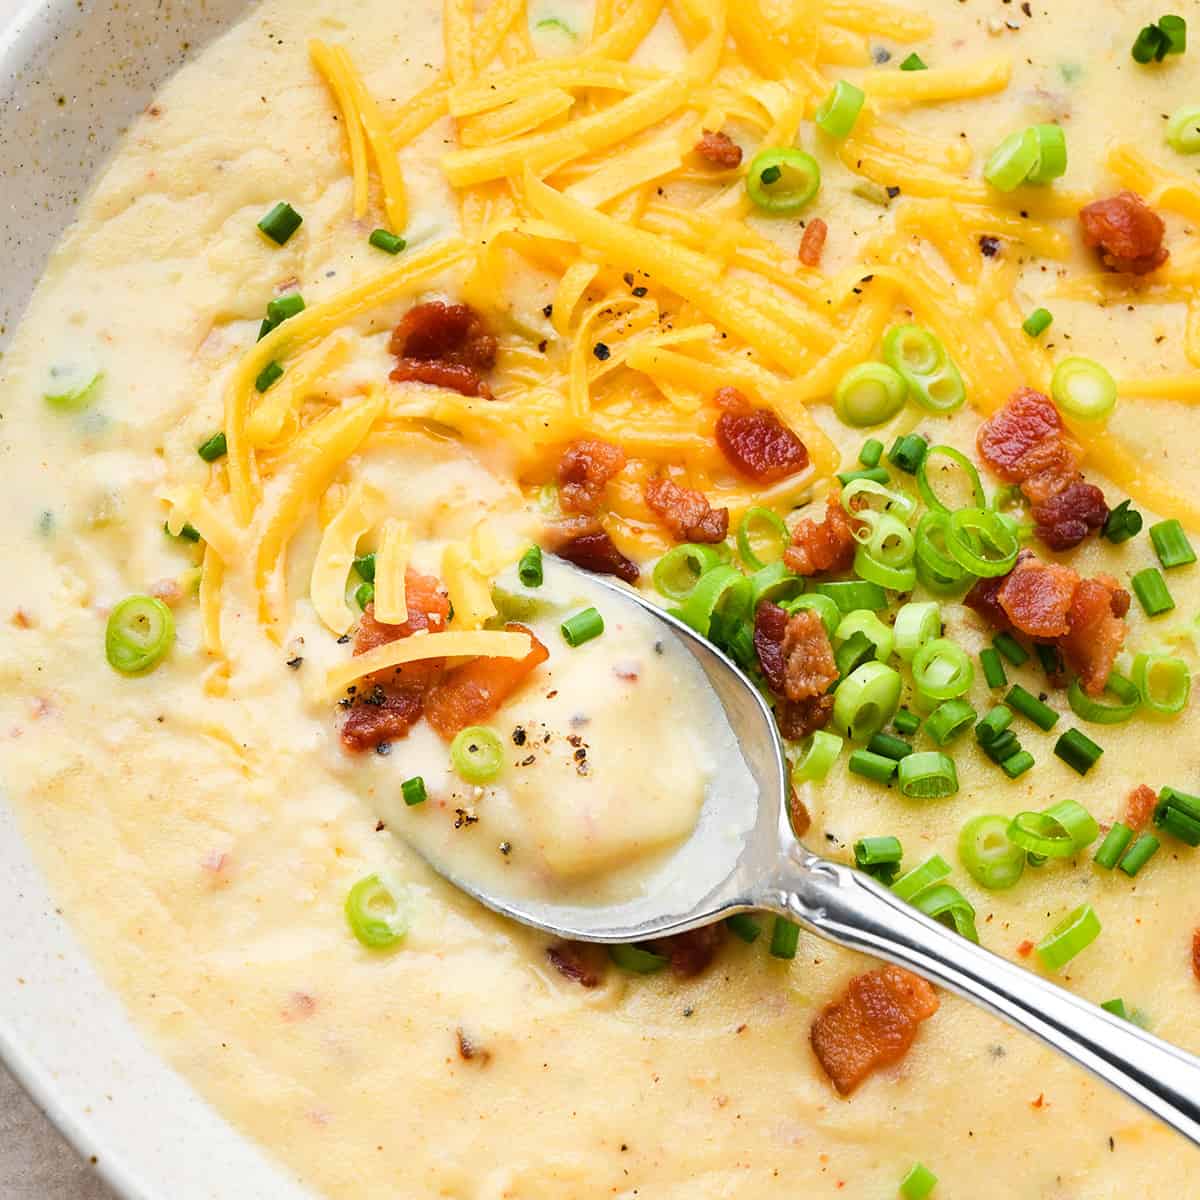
[592,342,611,361]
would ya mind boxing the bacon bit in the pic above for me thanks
[965,571,1011,631]
[1017,939,1034,958]
[1192,929,1200,985]
[10,609,34,629]
[658,925,724,978]
[644,476,729,543]
[1032,480,1109,552]
[694,128,743,167]
[388,301,497,398]
[546,941,604,988]
[1079,191,1169,276]
[558,439,627,514]
[456,1027,492,1064]
[798,218,828,268]
[754,604,838,704]
[1060,575,1128,696]
[776,694,835,741]
[977,388,1066,481]
[1031,1093,1046,1109]
[784,495,858,576]
[810,966,939,1095]
[788,787,812,838]
[553,523,640,583]
[1125,784,1158,832]
[714,387,809,483]
[424,622,549,739]
[997,555,1079,639]
[355,571,450,651]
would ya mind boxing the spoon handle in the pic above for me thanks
[776,850,1200,1146]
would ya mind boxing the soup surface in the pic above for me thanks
[2,0,1200,1195]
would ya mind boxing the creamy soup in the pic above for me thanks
[3,0,1200,1195]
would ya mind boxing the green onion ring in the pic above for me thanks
[891,853,951,902]
[897,750,959,799]
[853,545,917,592]
[910,881,978,941]
[652,543,728,601]
[959,814,1026,890]
[450,725,505,784]
[749,560,805,607]
[916,444,986,514]
[834,361,908,427]
[344,873,409,950]
[105,594,175,674]
[835,609,895,663]
[840,477,918,523]
[893,600,942,662]
[832,660,903,741]
[863,511,915,568]
[737,506,789,570]
[675,565,753,638]
[1036,904,1101,971]
[790,728,843,780]
[609,943,669,973]
[946,506,1021,577]
[745,147,821,214]
[1132,651,1192,716]
[1051,356,1117,421]
[1066,672,1141,724]
[911,637,974,703]
[1007,799,1099,859]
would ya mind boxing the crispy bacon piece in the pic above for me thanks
[810,966,939,1096]
[977,388,1066,481]
[798,218,828,268]
[1125,784,1158,832]
[964,570,1012,631]
[755,605,838,702]
[754,602,791,695]
[546,941,604,988]
[694,129,742,168]
[388,301,497,398]
[776,694,835,741]
[1059,575,1128,696]
[788,787,813,838]
[424,622,549,738]
[553,523,640,583]
[997,556,1079,639]
[340,572,451,751]
[784,495,858,576]
[1079,191,1169,276]
[643,476,729,544]
[1032,480,1110,552]
[558,439,627,514]
[714,387,809,483]
[659,925,724,978]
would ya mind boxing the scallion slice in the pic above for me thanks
[854,834,903,884]
[1066,673,1140,724]
[677,565,753,636]
[257,201,303,245]
[255,361,284,392]
[984,127,1041,192]
[899,52,927,71]
[1000,749,1035,779]
[784,592,841,636]
[1025,123,1067,185]
[1005,683,1059,731]
[1131,652,1191,716]
[345,873,409,949]
[401,776,427,807]
[899,1162,938,1200]
[980,647,1008,689]
[737,505,790,570]
[849,748,899,783]
[1051,356,1117,420]
[834,362,908,427]
[1153,786,1200,846]
[369,228,407,254]
[450,725,505,783]
[518,545,544,587]
[790,728,844,781]
[993,632,1029,666]
[915,444,985,514]
[891,854,950,903]
[750,560,804,608]
[355,581,375,610]
[1022,307,1054,338]
[198,431,228,462]
[814,79,866,137]
[653,543,727,601]
[976,704,1013,745]
[769,916,801,959]
[911,881,978,939]
[1053,727,1104,776]
[1131,567,1174,617]
[1094,822,1134,869]
[726,913,762,943]
[815,579,888,613]
[832,661,903,741]
[959,813,1025,890]
[1008,799,1098,858]
[1118,832,1160,877]
[897,750,958,799]
[893,707,921,735]
[858,438,884,468]
[610,943,668,973]
[745,148,821,213]
[837,466,892,487]
[883,326,966,413]
[1037,904,1101,971]
[912,638,973,704]
[893,600,942,663]
[105,594,175,674]
[925,698,976,746]
[836,609,895,663]
[887,433,928,474]
[946,506,1020,577]
[1149,518,1196,569]
[1167,104,1200,154]
[1102,498,1143,544]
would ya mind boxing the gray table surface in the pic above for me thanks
[1,1064,113,1198]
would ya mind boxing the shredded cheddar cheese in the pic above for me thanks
[373,518,413,625]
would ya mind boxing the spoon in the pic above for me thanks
[425,560,1200,1146]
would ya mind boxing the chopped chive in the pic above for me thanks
[1131,567,1175,617]
[1149,518,1196,569]
[854,835,903,867]
[893,707,921,735]
[1102,997,1129,1019]
[993,632,1029,665]
[1035,642,1064,679]
[836,466,891,486]
[257,201,303,245]
[925,698,976,746]
[976,704,1013,745]
[266,292,305,326]
[1102,498,1143,544]
[1118,832,1160,876]
[353,552,376,582]
[369,228,407,255]
[561,607,604,647]
[355,581,375,609]
[769,916,800,959]
[899,1162,937,1200]
[848,748,899,783]
[165,520,201,542]
[887,433,928,474]
[982,729,1020,764]
[1154,787,1200,845]
[1158,14,1187,55]
[899,52,927,71]
[759,164,782,185]
[897,750,958,799]
[255,361,284,392]
[1022,307,1053,337]
[1132,23,1167,62]
[858,437,884,468]
[980,647,1008,688]
[518,545,544,587]
[726,913,762,943]
[197,431,228,462]
[1001,749,1035,779]
[1054,727,1103,775]
[867,732,913,760]
[1094,822,1135,869]
[1005,684,1059,731]
[401,776,427,806]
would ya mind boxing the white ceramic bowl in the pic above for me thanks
[0,3,315,1195]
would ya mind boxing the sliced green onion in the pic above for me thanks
[946,506,1020,577]
[353,552,376,582]
[925,698,976,745]
[344,873,408,949]
[737,506,790,570]
[985,127,1041,192]
[562,607,604,647]
[883,326,966,414]
[815,579,888,613]
[1025,123,1067,185]
[899,1162,938,1200]
[1054,727,1104,776]
[993,632,1029,666]
[1022,307,1054,338]
[853,545,916,592]
[166,521,201,543]
[105,594,175,674]
[891,853,951,902]
[858,438,884,468]
[855,835,903,884]
[355,581,375,609]
[841,478,918,523]
[893,707,920,735]
[1167,105,1200,154]
[980,647,1008,689]
[1101,998,1129,1019]
[1051,356,1117,420]
[255,361,284,392]
[834,362,907,427]
[198,431,228,462]
[1158,14,1187,55]
[982,729,1020,764]
[746,147,821,214]
[1067,673,1140,724]
[899,52,927,71]
[893,600,941,663]
[750,560,805,607]
[266,292,305,326]
[837,466,891,487]
[916,444,985,514]
[1005,684,1059,731]
[814,79,866,138]
[43,366,103,411]
[1132,23,1167,62]
[868,732,913,760]
[1119,833,1159,877]
[888,433,928,474]
[1001,749,1035,779]
[836,609,895,663]
[911,881,978,940]
[1149,518,1196,569]
[450,725,505,783]
[677,565,753,635]
[1035,642,1064,679]
[912,638,973,704]
[1155,786,1200,845]
[784,592,841,636]
[897,750,958,799]
[1132,652,1191,715]
[1008,799,1098,858]
[518,545,544,587]
[653,543,727,601]
[976,704,1013,745]
[610,943,668,973]
[769,916,801,959]
[849,748,899,784]
[959,813,1026,890]
[836,630,876,678]
[914,512,970,592]
[1094,822,1135,869]
[791,728,843,781]
[1037,904,1101,971]
[726,913,762,943]
[257,201,303,245]
[401,776,427,807]
[1131,567,1175,617]
[369,228,407,254]
[861,512,915,568]
[1102,498,1143,544]
[833,661,903,741]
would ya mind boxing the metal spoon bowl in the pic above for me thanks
[419,561,1200,1147]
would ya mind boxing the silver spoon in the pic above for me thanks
[425,560,1200,1146]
